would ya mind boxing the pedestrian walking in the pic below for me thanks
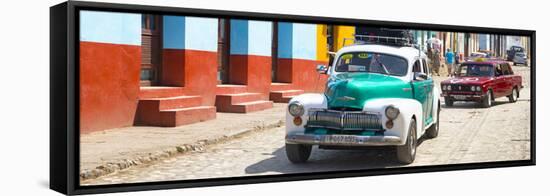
[433,50,442,76]
[445,49,454,77]
[454,51,461,76]
[427,47,433,71]
[427,34,442,75]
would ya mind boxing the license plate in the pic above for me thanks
[324,135,358,144]
[452,95,467,100]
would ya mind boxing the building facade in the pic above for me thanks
[79,11,355,134]
[80,10,530,134]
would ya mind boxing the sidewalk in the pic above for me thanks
[80,103,287,181]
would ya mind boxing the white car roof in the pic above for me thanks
[331,44,428,82]
[336,44,426,63]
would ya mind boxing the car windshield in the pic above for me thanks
[334,52,408,76]
[470,53,486,58]
[458,64,494,77]
[512,47,524,52]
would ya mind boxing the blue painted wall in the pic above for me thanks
[163,16,185,49]
[292,23,317,60]
[277,22,316,60]
[479,34,488,50]
[80,10,141,46]
[230,20,272,56]
[247,20,272,56]
[163,16,218,51]
[184,17,218,52]
[230,20,249,55]
[278,22,293,59]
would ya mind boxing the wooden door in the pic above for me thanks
[271,21,278,82]
[217,18,230,84]
[140,14,162,86]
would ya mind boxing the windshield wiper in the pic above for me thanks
[372,58,390,75]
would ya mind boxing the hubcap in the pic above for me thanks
[410,125,416,155]
[488,92,492,106]
[513,89,518,101]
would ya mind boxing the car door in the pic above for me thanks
[411,59,432,129]
[493,64,507,97]
[422,58,434,126]
[500,63,514,95]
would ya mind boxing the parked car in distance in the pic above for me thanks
[512,51,528,65]
[440,59,522,108]
[507,46,524,60]
[466,52,488,62]
[507,46,528,65]
[285,38,440,164]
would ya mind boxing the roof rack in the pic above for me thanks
[342,33,417,49]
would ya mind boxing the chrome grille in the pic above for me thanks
[451,84,474,92]
[306,109,382,130]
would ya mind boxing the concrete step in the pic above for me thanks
[215,93,262,106]
[216,100,273,113]
[270,89,304,103]
[139,86,186,98]
[216,84,247,95]
[270,82,293,91]
[139,95,202,110]
[136,106,216,127]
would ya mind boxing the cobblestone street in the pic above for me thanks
[82,66,531,186]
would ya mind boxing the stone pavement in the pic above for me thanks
[79,103,287,181]
[83,86,531,185]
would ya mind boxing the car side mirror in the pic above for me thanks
[317,64,328,74]
[414,72,428,81]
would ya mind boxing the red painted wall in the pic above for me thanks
[160,49,218,105]
[183,50,219,105]
[276,58,328,93]
[229,55,272,99]
[80,41,141,134]
[161,49,185,86]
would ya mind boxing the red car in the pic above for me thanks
[440,59,522,107]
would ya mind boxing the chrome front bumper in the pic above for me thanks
[285,132,402,146]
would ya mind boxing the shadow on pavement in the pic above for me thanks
[244,146,406,175]
[441,100,512,109]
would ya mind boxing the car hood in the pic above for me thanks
[325,73,412,109]
[441,76,493,85]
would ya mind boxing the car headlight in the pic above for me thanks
[288,102,304,117]
[476,86,481,91]
[470,86,476,91]
[385,105,400,120]
[447,85,452,91]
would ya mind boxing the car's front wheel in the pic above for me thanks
[285,143,312,163]
[508,87,519,103]
[481,90,492,108]
[396,118,417,164]
[444,97,454,107]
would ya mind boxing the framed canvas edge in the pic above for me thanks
[49,1,537,195]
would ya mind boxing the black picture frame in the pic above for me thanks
[50,1,536,195]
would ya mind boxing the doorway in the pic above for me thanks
[140,14,162,86]
[271,21,279,82]
[217,18,231,84]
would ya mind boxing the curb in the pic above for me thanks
[80,120,284,182]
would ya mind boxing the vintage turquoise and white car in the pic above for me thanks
[285,43,440,164]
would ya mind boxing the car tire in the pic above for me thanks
[481,90,492,108]
[397,118,417,164]
[425,104,440,139]
[285,143,312,163]
[508,87,519,103]
[444,97,453,107]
